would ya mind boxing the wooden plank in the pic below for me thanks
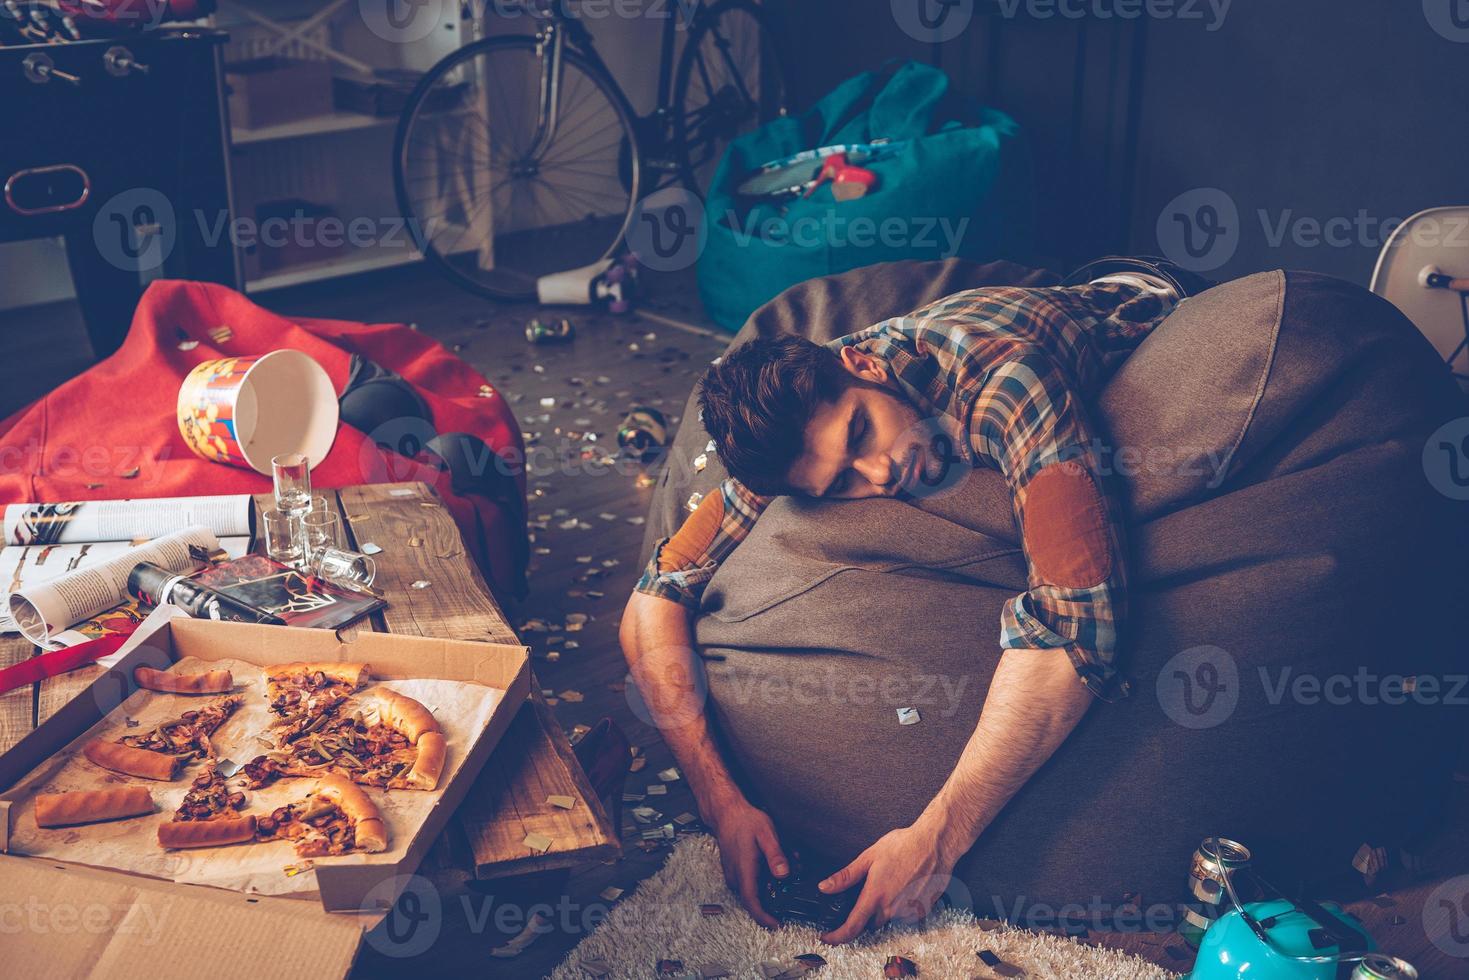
[457,692,619,879]
[0,636,36,753]
[337,483,518,644]
[335,482,617,876]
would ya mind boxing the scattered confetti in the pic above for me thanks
[897,707,921,726]
[686,491,704,512]
[598,886,624,902]
[658,767,681,782]
[626,515,646,525]
[523,832,554,854]
[208,324,233,344]
[629,756,647,772]
[120,467,140,479]
[636,474,656,489]
[693,453,708,473]
[411,580,432,590]
[559,690,584,702]
[645,783,667,796]
[177,339,199,351]
[360,542,383,555]
[673,812,698,826]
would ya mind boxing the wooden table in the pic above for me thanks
[0,481,617,879]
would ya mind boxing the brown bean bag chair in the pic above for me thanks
[641,260,1468,914]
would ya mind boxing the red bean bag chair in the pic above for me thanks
[0,279,527,599]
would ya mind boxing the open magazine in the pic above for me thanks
[1,496,253,648]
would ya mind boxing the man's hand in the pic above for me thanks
[817,819,956,944]
[707,793,789,928]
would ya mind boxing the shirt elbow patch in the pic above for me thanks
[1021,461,1113,589]
[657,491,727,572]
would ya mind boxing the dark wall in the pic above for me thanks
[775,0,1469,283]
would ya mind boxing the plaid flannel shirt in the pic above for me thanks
[636,280,1178,700]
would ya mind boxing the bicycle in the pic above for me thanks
[392,0,790,302]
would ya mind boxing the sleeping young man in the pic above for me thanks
[619,259,1207,944]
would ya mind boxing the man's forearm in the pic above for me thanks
[620,591,744,810]
[916,646,1094,863]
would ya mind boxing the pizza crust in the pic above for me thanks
[372,689,440,744]
[315,775,387,852]
[157,815,258,849]
[35,787,154,828]
[83,739,181,781]
[400,732,446,791]
[134,666,235,695]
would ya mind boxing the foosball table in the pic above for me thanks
[0,1,239,356]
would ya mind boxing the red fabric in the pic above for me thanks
[0,280,527,598]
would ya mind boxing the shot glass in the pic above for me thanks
[301,508,344,561]
[271,453,312,517]
[312,547,378,591]
[261,508,304,565]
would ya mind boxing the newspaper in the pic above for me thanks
[5,526,237,649]
[2,495,252,546]
[0,496,254,643]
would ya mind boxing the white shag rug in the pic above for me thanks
[552,836,1181,979]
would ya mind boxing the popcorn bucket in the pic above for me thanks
[176,350,339,475]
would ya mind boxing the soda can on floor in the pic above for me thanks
[525,318,575,344]
[618,406,668,462]
[1180,837,1252,947]
[1351,954,1418,979]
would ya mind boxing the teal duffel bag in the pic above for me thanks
[696,60,1033,332]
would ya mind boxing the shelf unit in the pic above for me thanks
[211,0,479,292]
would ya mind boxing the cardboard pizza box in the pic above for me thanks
[0,617,531,978]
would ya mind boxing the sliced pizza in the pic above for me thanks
[84,694,242,780]
[255,774,388,856]
[156,763,256,850]
[266,662,369,721]
[269,689,446,791]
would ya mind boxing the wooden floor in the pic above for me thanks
[2,267,1466,978]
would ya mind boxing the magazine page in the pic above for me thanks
[2,495,252,546]
[7,526,222,648]
[0,536,250,635]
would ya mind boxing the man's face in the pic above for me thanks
[784,350,945,499]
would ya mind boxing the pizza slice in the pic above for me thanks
[156,762,257,849]
[255,774,388,856]
[84,694,242,780]
[271,689,446,791]
[266,662,370,745]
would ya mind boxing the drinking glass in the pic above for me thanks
[271,453,312,517]
[312,547,378,589]
[301,509,344,561]
[261,508,303,565]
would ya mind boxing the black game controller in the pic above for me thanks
[758,853,859,931]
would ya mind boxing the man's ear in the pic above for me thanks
[838,346,889,383]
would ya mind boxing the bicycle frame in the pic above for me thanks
[504,0,704,157]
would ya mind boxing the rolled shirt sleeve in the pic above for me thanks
[635,477,771,612]
[968,352,1130,699]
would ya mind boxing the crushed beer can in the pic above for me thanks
[1181,837,1252,947]
[526,317,575,344]
[618,406,669,462]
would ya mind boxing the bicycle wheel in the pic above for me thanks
[671,0,790,192]
[394,35,641,301]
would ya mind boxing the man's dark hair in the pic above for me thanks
[698,334,852,496]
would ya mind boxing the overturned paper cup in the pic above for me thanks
[177,350,338,475]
